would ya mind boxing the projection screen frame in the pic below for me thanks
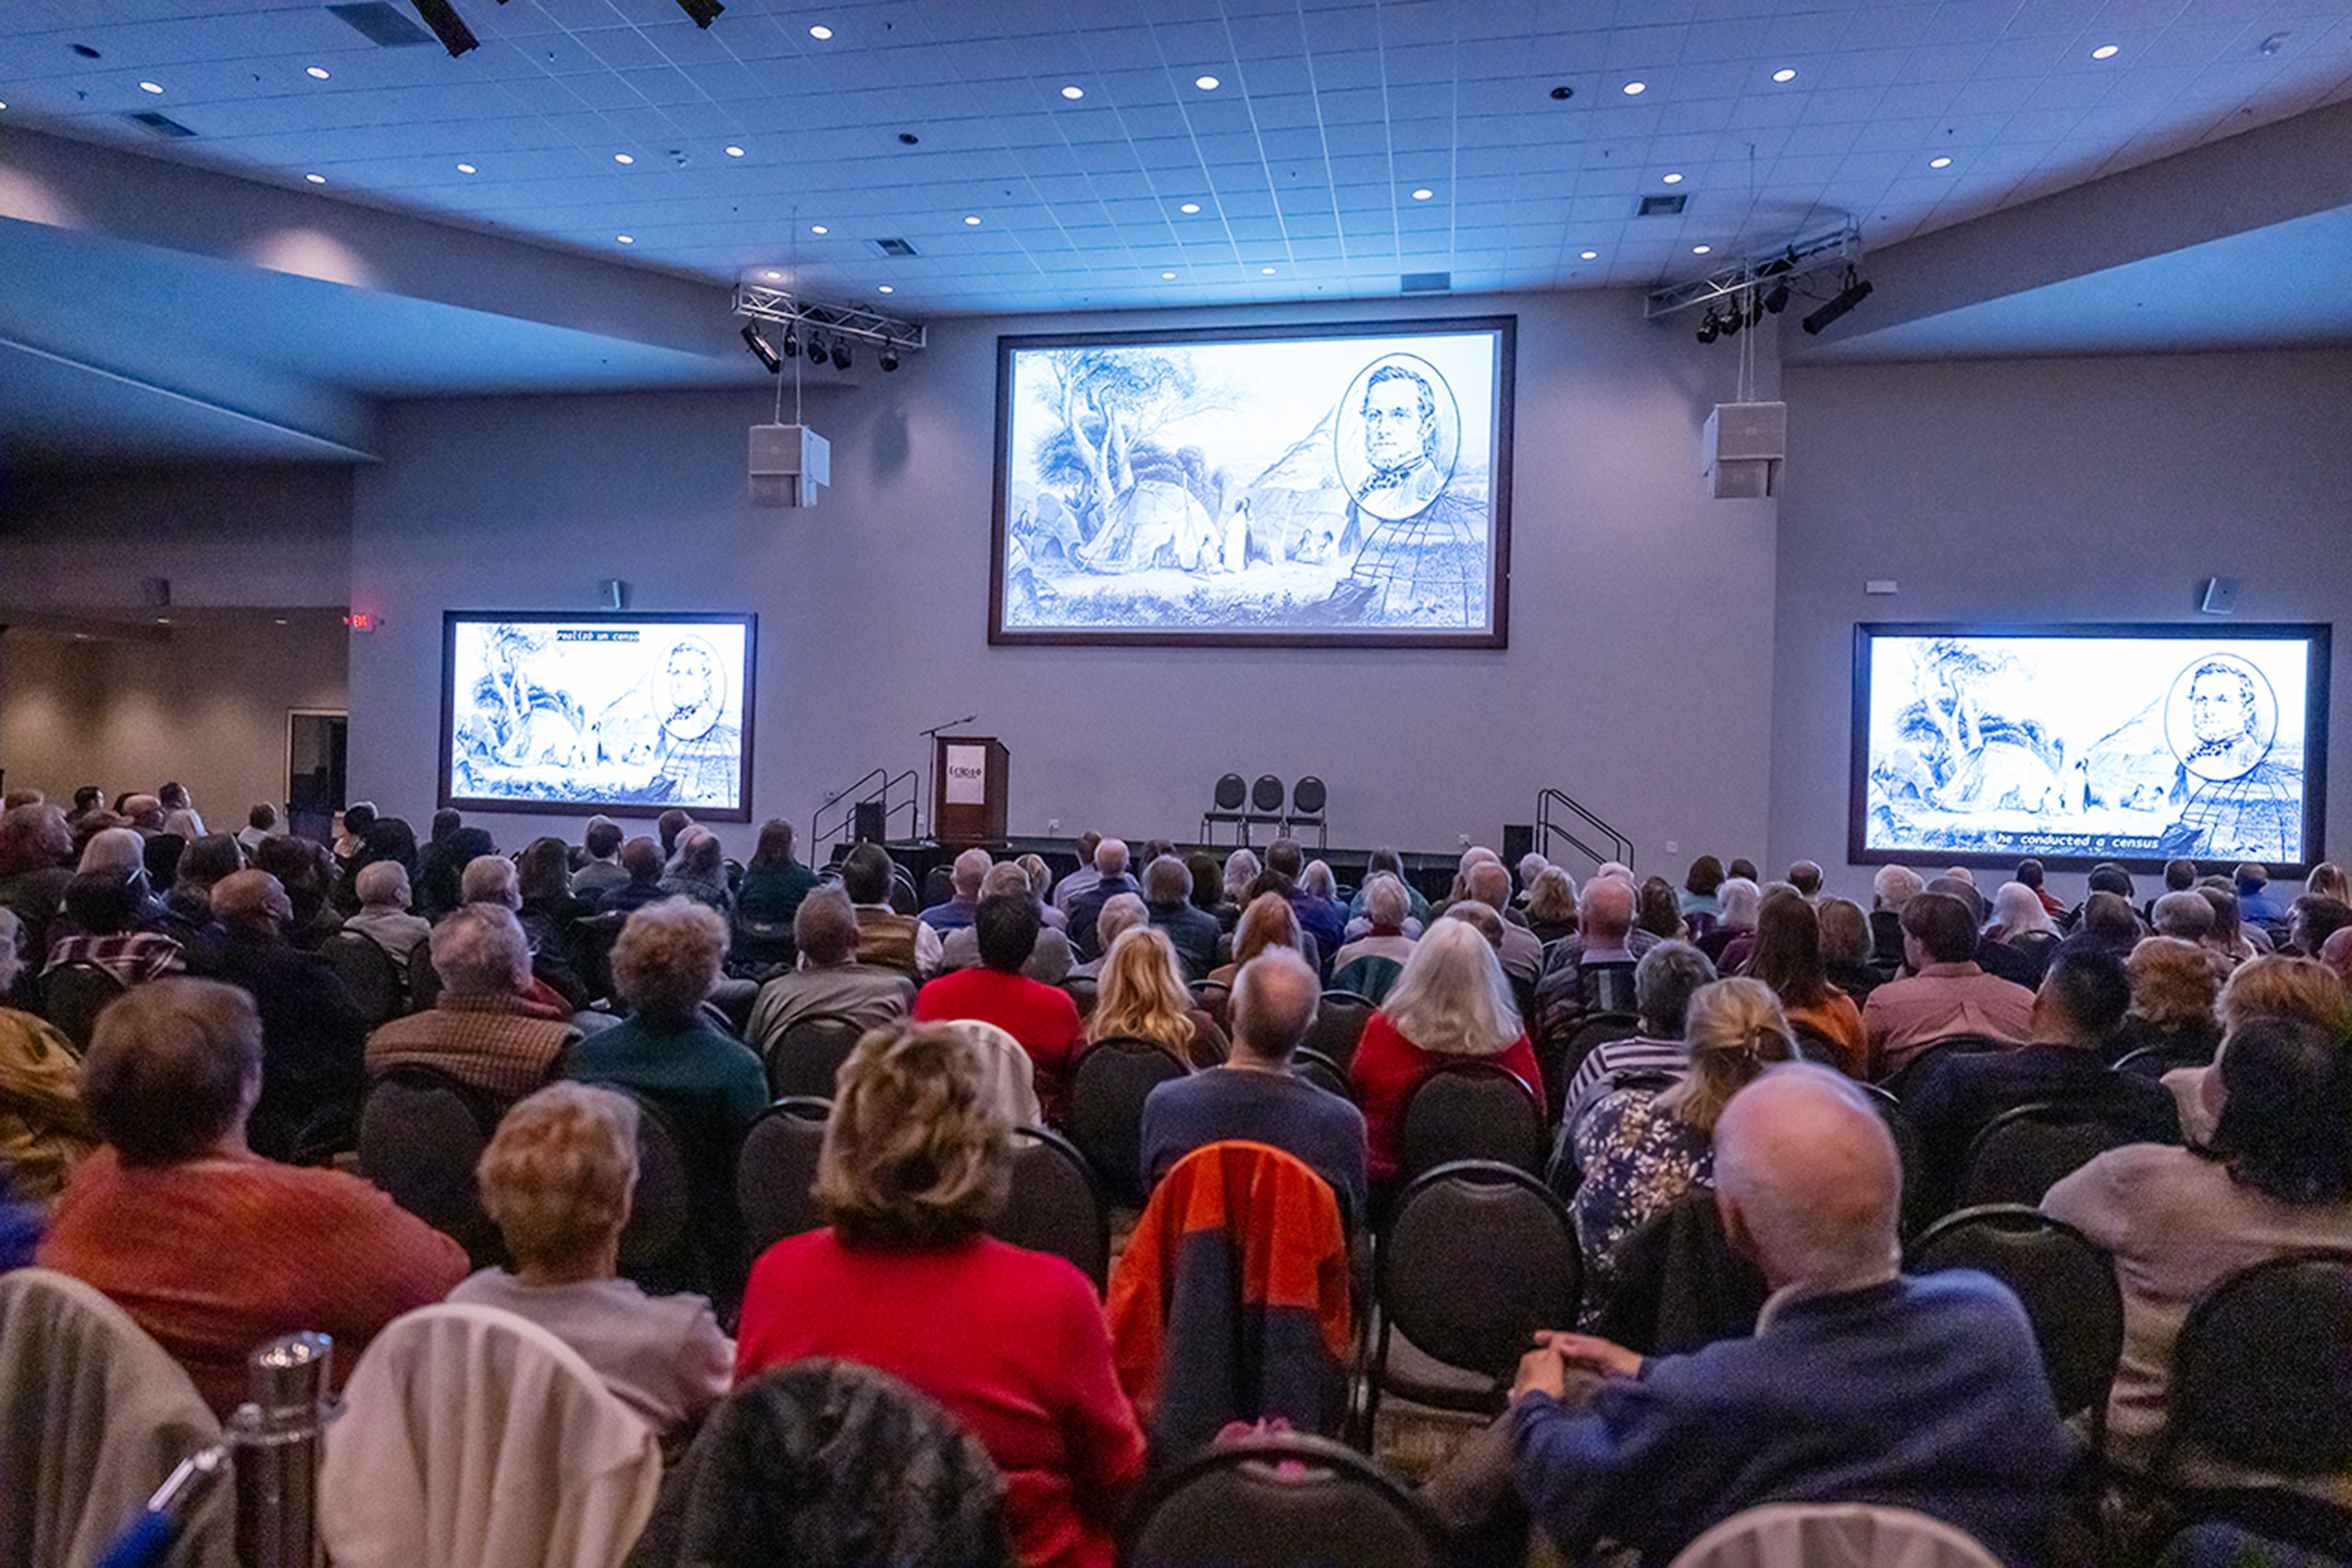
[989,313,1516,649]
[1849,620,2331,875]
[438,609,758,823]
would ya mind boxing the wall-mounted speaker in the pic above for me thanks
[1502,823,1535,864]
[852,801,887,843]
[596,579,628,610]
[2199,576,2237,615]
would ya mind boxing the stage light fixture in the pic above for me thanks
[1721,301,1743,337]
[780,325,799,358]
[1802,274,1874,335]
[675,0,724,26]
[741,323,781,373]
[807,332,827,363]
[1695,308,1722,344]
[1764,280,1791,314]
[880,342,900,372]
[831,338,853,369]
[409,0,479,57]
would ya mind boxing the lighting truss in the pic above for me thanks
[1643,224,1862,321]
[733,286,926,352]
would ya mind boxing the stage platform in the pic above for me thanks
[831,835,1471,903]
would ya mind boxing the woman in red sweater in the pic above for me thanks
[735,1022,1144,1568]
[1350,915,1545,1189]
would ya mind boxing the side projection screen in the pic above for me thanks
[441,611,756,821]
[1852,623,2330,874]
[991,315,1514,648]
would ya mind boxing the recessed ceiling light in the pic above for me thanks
[457,162,476,174]
[878,284,893,293]
[1622,81,1645,96]
[154,617,171,626]
[1691,243,1712,254]
[1061,85,1084,99]
[1580,250,1599,259]
[1412,187,1433,200]
[617,235,634,243]
[808,25,832,39]
[725,145,744,157]
[1161,270,1177,279]
[614,152,634,164]
[1195,75,1219,91]
[1261,265,1276,274]
[762,269,781,279]
[1661,172,1683,184]
[306,66,331,80]
[811,224,828,234]
[964,214,980,225]
[1180,202,1201,214]
[2091,44,2119,60]
[1930,155,1952,168]
[139,81,164,94]
[305,173,325,184]
[1772,68,1797,83]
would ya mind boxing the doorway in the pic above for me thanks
[286,709,347,844]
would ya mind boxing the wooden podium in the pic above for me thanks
[933,735,1009,845]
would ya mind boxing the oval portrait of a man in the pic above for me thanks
[2165,653,2277,783]
[1334,354,1461,523]
[661,636,728,743]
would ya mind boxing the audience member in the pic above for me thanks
[1263,838,1345,968]
[2196,884,2266,964]
[1050,829,1105,912]
[920,848,993,934]
[570,817,629,902]
[1700,877,1761,968]
[1141,854,1219,983]
[657,827,732,915]
[939,863,1074,983]
[1785,860,1823,901]
[155,782,204,837]
[1860,892,2035,1079]
[1068,893,1147,981]
[1532,875,1652,1037]
[566,898,765,1278]
[0,803,77,963]
[2323,925,2352,987]
[1923,873,1983,931]
[1347,847,1428,928]
[1017,853,1069,931]
[184,869,367,1158]
[1634,875,1686,943]
[1329,874,1418,1002]
[1557,942,1718,1130]
[735,1022,1146,1568]
[1206,892,1317,987]
[655,808,693,862]
[1466,861,1544,984]
[599,836,670,916]
[1868,863,1927,970]
[154,832,241,946]
[1086,925,1221,1070]
[1977,879,2061,990]
[1523,867,1577,946]
[912,892,1084,1120]
[449,1082,731,1443]
[78,824,150,880]
[1139,949,1365,1218]
[2109,937,2223,1067]
[39,977,466,1416]
[2304,861,2351,906]
[747,888,917,1056]
[364,904,579,1114]
[2045,1017,2352,1495]
[344,860,433,971]
[252,832,342,948]
[1745,892,1867,1077]
[121,794,168,840]
[45,869,186,987]
[2057,889,2143,964]
[2285,894,2352,961]
[1567,978,1795,1323]
[1495,1066,2071,1564]
[2151,888,2217,943]
[1183,851,1227,924]
[1679,856,1725,919]
[2016,856,2064,919]
[412,808,471,919]
[2160,955,2351,1146]
[1815,897,1882,1005]
[2234,862,2288,932]
[840,842,940,977]
[1351,919,1543,1190]
[729,818,819,970]
[332,802,376,876]
[64,785,106,832]
[0,908,96,1199]
[1219,848,1262,913]
[1066,838,1140,961]
[1904,945,2178,1213]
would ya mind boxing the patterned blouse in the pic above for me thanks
[1568,1087,1714,1326]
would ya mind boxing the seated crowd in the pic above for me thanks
[3,775,2352,1564]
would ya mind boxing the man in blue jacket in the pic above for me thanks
[1506,1065,2075,1565]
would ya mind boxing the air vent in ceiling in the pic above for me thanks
[1400,271,1451,294]
[866,238,919,258]
[124,111,197,139]
[326,3,434,47]
[1638,193,1688,217]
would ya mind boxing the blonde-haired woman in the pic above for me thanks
[736,1022,1146,1568]
[1566,976,1796,1321]
[1088,925,1225,1068]
[1348,917,1544,1190]
[450,1081,731,1442]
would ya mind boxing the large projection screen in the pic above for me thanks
[440,612,756,821]
[1852,623,2330,874]
[991,315,1514,648]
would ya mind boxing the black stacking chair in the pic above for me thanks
[1285,776,1329,848]
[407,940,442,1011]
[1956,1101,2132,1209]
[990,1125,1111,1293]
[1398,1062,1546,1181]
[615,1092,710,1300]
[1062,975,1100,1020]
[40,961,125,1052]
[736,1096,832,1260]
[357,1066,506,1268]
[1306,990,1376,1073]
[1908,1203,2124,1438]
[763,1010,869,1100]
[1244,774,1286,844]
[2114,1040,2217,1079]
[1853,1081,1930,1237]
[1124,1430,1443,1568]
[321,929,403,1028]
[1064,1036,1189,1205]
[1201,773,1250,846]
[1293,1047,1352,1102]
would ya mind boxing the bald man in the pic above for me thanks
[1502,1066,2073,1564]
[1532,875,1659,1035]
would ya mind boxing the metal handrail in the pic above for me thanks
[812,767,920,854]
[1535,788,1632,874]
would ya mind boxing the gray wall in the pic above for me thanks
[1770,347,2352,906]
[348,288,1783,866]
